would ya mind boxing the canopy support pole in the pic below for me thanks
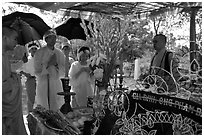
[189,7,199,72]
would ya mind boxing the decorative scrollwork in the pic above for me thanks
[107,90,130,117]
[142,66,179,96]
[110,102,201,135]
[176,49,202,104]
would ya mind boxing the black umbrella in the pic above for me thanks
[2,11,51,45]
[55,18,92,41]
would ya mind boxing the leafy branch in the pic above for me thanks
[81,14,130,88]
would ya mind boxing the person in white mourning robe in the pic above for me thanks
[33,29,65,111]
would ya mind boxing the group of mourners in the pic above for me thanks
[2,24,180,134]
[2,27,95,134]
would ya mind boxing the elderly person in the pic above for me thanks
[2,27,27,135]
[149,34,180,94]
[33,29,65,111]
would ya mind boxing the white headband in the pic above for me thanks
[26,41,40,51]
[43,30,57,40]
[62,42,71,50]
[77,50,90,60]
[28,45,39,51]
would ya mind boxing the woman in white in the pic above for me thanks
[34,30,65,111]
[69,46,94,107]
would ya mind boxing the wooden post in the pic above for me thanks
[119,59,123,89]
[189,7,198,72]
[117,18,123,89]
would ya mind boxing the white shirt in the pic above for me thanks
[21,55,35,76]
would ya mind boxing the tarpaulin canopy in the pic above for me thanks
[13,2,201,16]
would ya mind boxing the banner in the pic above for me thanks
[110,90,202,135]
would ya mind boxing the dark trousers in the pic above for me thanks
[25,76,36,113]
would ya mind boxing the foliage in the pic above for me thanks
[195,10,202,45]
[81,14,130,88]
[149,10,202,50]
[119,19,154,62]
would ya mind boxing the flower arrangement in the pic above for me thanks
[81,14,131,89]
[88,52,106,87]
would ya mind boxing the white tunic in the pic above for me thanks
[20,55,35,76]
[34,46,65,111]
[69,61,94,107]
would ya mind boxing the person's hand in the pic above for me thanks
[82,66,91,73]
[80,67,86,72]
[47,54,57,67]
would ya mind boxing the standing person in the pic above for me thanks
[61,42,75,77]
[61,42,75,63]
[2,27,27,135]
[69,46,94,107]
[33,29,65,111]
[149,34,180,93]
[19,42,39,113]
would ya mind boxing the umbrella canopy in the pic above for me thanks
[55,18,92,41]
[2,11,51,45]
